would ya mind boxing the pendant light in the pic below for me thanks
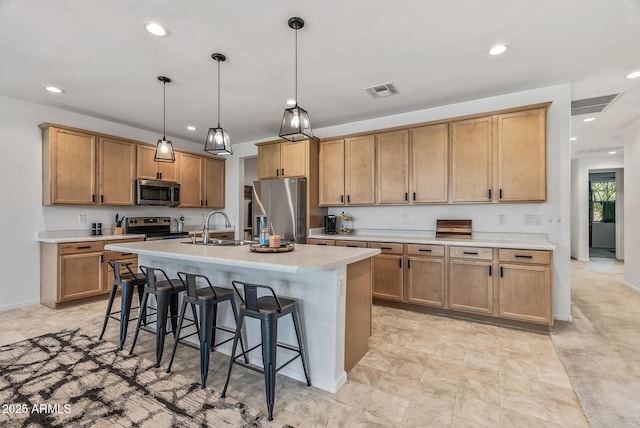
[279,17,313,142]
[204,53,233,155]
[154,76,176,163]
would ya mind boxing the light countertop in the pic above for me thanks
[38,233,146,244]
[105,239,380,273]
[308,232,556,251]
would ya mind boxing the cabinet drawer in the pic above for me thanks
[336,240,368,248]
[407,244,445,257]
[107,250,138,261]
[59,241,105,254]
[308,239,335,246]
[212,232,234,240]
[369,242,404,254]
[449,246,493,260]
[499,249,550,265]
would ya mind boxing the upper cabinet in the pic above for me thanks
[410,124,449,203]
[136,144,179,182]
[178,152,203,208]
[99,137,136,205]
[203,157,225,208]
[318,139,345,205]
[258,140,308,179]
[345,135,376,205]
[376,130,409,204]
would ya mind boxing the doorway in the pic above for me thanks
[589,171,616,258]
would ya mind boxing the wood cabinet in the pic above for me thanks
[345,135,376,205]
[42,126,97,205]
[203,157,225,208]
[99,137,136,205]
[307,238,336,246]
[258,140,308,179]
[497,108,547,202]
[136,144,179,181]
[450,116,494,203]
[376,130,409,204]
[448,246,494,315]
[336,240,368,248]
[179,152,203,208]
[410,124,449,203]
[370,242,404,301]
[406,244,446,307]
[319,139,346,205]
[498,249,552,324]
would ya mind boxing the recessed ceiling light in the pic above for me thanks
[609,151,617,155]
[286,99,296,106]
[186,126,197,131]
[627,71,640,79]
[570,137,577,141]
[144,22,168,37]
[489,44,508,56]
[44,86,64,94]
[583,117,596,122]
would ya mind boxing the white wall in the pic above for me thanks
[570,158,624,261]
[0,95,224,310]
[624,119,640,291]
[225,84,573,320]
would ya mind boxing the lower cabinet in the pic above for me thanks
[406,244,445,307]
[60,249,104,301]
[307,238,336,246]
[369,242,404,302]
[449,259,493,315]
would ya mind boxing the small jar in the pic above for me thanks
[269,235,281,248]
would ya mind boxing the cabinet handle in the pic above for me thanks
[488,189,492,199]
[341,195,344,203]
[500,267,504,277]
[317,243,327,246]
[499,188,503,199]
[276,169,280,176]
[463,251,478,255]
[407,259,411,268]
[121,252,132,256]
[100,195,104,203]
[77,245,91,249]
[281,168,285,176]
[418,248,432,253]
[489,265,492,276]
[92,194,96,203]
[100,254,104,263]
[347,195,351,203]
[399,259,402,268]
[205,200,208,206]
[405,192,408,201]
[381,246,393,250]
[347,245,358,248]
[200,200,204,206]
[515,254,533,259]
[413,192,416,201]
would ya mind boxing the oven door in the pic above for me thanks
[136,180,180,207]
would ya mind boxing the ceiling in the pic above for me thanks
[1,0,639,159]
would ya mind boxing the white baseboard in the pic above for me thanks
[0,299,41,313]
[624,281,640,293]
[553,314,573,322]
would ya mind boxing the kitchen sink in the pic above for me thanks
[183,239,254,246]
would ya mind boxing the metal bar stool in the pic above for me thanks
[98,261,146,350]
[221,280,311,421]
[129,266,186,367]
[166,272,248,388]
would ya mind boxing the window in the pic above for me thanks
[591,181,615,223]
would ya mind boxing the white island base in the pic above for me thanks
[105,240,379,393]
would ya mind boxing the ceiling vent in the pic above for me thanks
[574,145,623,155]
[571,93,621,116]
[365,82,398,98]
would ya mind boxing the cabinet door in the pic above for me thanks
[410,124,449,203]
[407,257,445,307]
[450,117,493,202]
[307,239,336,246]
[499,264,551,324]
[136,144,178,181]
[346,135,375,205]
[497,108,546,202]
[60,251,104,301]
[179,152,203,207]
[203,157,225,208]
[281,141,307,177]
[258,143,282,179]
[99,137,135,205]
[449,259,493,314]
[49,127,96,205]
[372,254,403,301]
[319,139,345,206]
[377,130,409,204]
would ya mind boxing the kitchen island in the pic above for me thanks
[104,239,380,393]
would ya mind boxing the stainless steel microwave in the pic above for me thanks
[135,179,180,207]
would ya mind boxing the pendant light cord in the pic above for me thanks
[162,81,167,140]
[294,26,298,106]
[217,58,221,127]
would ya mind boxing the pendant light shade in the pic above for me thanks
[204,53,233,155]
[279,17,313,142]
[154,76,175,163]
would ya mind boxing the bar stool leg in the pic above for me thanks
[155,293,170,368]
[137,283,147,326]
[129,290,149,355]
[221,311,245,398]
[169,294,179,337]
[198,301,216,388]
[99,283,119,340]
[261,317,278,421]
[291,309,312,386]
[119,282,135,350]
[229,298,249,364]
[210,304,217,351]
[166,299,188,374]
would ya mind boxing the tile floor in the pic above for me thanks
[0,292,588,427]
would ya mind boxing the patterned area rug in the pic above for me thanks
[0,329,283,427]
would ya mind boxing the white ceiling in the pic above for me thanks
[1,0,639,159]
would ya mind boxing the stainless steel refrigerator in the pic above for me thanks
[251,178,307,243]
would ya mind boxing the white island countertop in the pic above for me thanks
[105,239,380,273]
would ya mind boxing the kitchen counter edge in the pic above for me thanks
[38,234,146,244]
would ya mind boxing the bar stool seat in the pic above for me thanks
[129,266,186,367]
[221,280,311,421]
[99,261,146,350]
[166,272,247,388]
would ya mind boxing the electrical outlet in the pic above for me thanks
[78,214,87,224]
[498,215,506,225]
[524,215,542,225]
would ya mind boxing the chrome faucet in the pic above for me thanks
[202,211,232,244]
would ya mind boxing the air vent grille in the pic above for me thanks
[574,146,623,155]
[365,82,398,98]
[571,94,620,116]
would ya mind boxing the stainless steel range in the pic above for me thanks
[124,216,189,241]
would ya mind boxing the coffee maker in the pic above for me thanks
[324,215,337,234]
